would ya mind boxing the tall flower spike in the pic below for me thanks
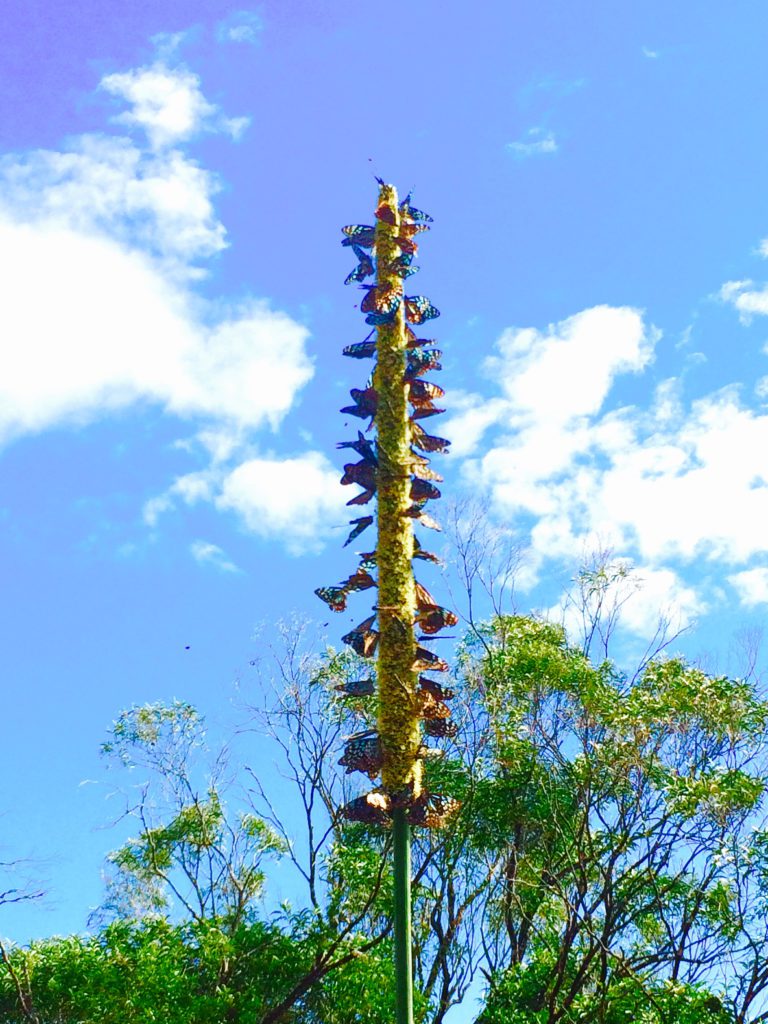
[318,182,457,1024]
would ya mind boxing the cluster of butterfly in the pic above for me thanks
[315,190,459,831]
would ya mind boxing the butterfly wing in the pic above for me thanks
[344,516,373,546]
[341,225,376,248]
[404,296,440,325]
[314,586,347,612]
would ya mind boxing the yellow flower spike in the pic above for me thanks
[373,182,422,802]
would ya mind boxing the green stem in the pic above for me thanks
[393,807,414,1024]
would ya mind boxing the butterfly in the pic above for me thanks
[417,606,458,634]
[345,245,375,285]
[338,733,383,779]
[413,646,449,673]
[411,405,446,421]
[340,386,378,420]
[344,516,373,546]
[419,676,455,700]
[314,586,348,613]
[356,551,377,573]
[385,256,419,280]
[342,615,379,658]
[365,309,399,326]
[406,349,442,379]
[342,790,391,825]
[343,338,377,359]
[411,464,443,484]
[360,284,400,315]
[417,689,452,720]
[337,431,377,463]
[411,478,441,502]
[413,538,441,564]
[347,488,375,507]
[400,201,433,225]
[341,225,376,248]
[403,505,442,531]
[404,326,433,349]
[334,678,376,697]
[341,461,377,490]
[407,792,460,829]
[394,235,419,257]
[405,296,440,325]
[339,567,376,594]
[399,221,430,238]
[424,719,459,739]
[411,423,451,453]
[374,199,397,225]
[409,380,446,407]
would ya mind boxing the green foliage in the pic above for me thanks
[5,612,768,1023]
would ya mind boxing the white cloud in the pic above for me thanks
[215,453,348,555]
[728,568,768,607]
[506,127,558,159]
[448,305,768,631]
[0,134,225,273]
[0,219,311,443]
[101,64,248,149]
[190,539,242,573]
[0,59,328,552]
[720,279,768,322]
[216,10,264,45]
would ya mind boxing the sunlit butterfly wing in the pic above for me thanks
[411,479,441,502]
[403,505,442,531]
[411,405,445,421]
[406,349,442,378]
[418,676,455,701]
[344,516,373,547]
[409,461,443,483]
[409,379,446,406]
[410,423,451,453]
[405,296,440,325]
[413,646,449,673]
[407,792,460,829]
[413,538,441,564]
[414,581,438,610]
[417,690,452,720]
[334,677,376,697]
[314,586,348,613]
[340,567,376,594]
[374,199,397,225]
[400,201,433,224]
[417,744,447,761]
[395,236,419,256]
[342,616,379,658]
[342,790,391,825]
[424,719,459,739]
[360,284,400,315]
[399,221,430,238]
[417,606,459,634]
[341,225,376,248]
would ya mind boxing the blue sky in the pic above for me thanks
[4,1,768,1015]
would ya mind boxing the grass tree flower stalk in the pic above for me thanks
[316,180,458,1024]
